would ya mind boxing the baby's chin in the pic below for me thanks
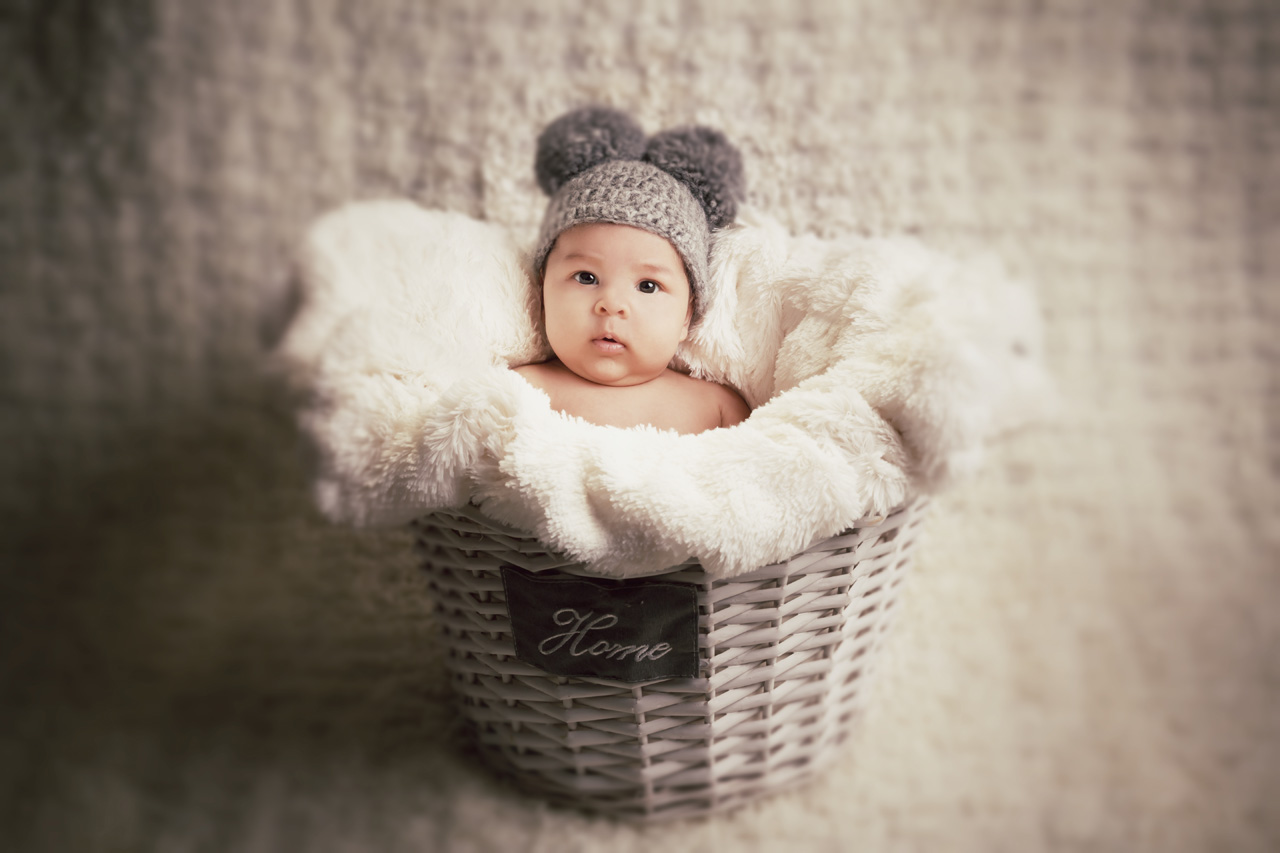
[575,369,665,388]
[557,356,669,388]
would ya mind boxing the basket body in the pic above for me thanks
[414,500,928,821]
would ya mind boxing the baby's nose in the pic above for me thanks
[594,293,628,317]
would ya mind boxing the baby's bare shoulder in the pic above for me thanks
[714,382,751,428]
[670,371,751,429]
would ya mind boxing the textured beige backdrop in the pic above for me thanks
[3,1,1278,850]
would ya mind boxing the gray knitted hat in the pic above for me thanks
[534,107,745,320]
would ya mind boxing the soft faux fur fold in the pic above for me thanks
[276,199,1050,578]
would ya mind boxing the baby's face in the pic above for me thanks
[542,223,692,387]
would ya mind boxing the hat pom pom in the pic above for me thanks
[535,106,647,195]
[644,126,745,229]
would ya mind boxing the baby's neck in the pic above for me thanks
[517,360,721,434]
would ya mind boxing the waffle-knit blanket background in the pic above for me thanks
[3,1,1277,850]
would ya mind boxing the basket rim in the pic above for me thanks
[413,499,927,582]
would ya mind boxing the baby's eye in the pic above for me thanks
[573,271,597,285]
[636,280,659,294]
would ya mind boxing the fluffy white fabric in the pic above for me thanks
[277,199,1051,578]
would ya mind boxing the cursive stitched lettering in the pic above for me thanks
[536,608,672,663]
[538,608,594,655]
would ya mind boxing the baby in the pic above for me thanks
[515,107,750,435]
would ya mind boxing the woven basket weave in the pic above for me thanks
[414,499,928,821]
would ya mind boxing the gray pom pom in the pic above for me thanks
[535,107,647,196]
[644,126,745,229]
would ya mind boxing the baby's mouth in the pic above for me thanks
[593,334,625,352]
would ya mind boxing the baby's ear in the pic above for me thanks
[535,107,646,195]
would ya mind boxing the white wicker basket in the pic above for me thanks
[414,499,928,821]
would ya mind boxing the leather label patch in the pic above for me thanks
[500,566,699,682]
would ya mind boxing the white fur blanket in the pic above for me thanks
[277,200,1050,578]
